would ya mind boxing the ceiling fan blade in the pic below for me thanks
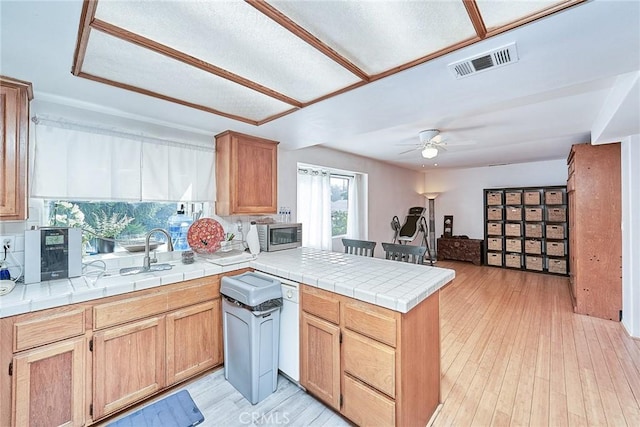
[443,140,477,147]
[398,147,421,155]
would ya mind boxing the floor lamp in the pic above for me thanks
[424,193,440,259]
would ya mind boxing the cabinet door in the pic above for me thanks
[300,312,341,410]
[342,375,396,427]
[93,316,165,419]
[12,337,85,427]
[0,82,29,220]
[166,300,221,385]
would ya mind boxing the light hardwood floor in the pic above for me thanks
[106,262,640,426]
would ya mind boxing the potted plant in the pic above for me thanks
[90,212,134,253]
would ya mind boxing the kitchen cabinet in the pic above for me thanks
[0,276,222,426]
[0,76,32,220]
[300,284,440,427]
[567,143,621,320]
[93,316,166,419]
[215,130,278,216]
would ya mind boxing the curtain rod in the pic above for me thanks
[31,115,213,152]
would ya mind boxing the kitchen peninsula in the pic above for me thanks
[0,248,454,426]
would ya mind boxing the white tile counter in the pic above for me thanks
[253,248,455,312]
[0,247,455,318]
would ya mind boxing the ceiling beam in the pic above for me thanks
[246,0,371,82]
[71,0,98,76]
[463,0,487,39]
[90,19,304,108]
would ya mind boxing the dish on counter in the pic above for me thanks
[187,218,225,253]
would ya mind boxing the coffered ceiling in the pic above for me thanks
[72,0,583,125]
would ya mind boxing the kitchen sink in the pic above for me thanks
[119,263,173,276]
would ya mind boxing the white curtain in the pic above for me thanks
[31,118,215,202]
[297,167,332,250]
[346,173,368,239]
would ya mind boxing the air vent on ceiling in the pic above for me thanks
[449,42,519,79]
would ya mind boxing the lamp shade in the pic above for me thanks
[421,146,438,159]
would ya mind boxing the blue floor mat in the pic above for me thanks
[108,390,204,427]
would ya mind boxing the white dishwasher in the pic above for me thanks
[254,272,300,383]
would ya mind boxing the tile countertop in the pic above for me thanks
[0,247,455,318]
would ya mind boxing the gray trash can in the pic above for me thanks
[220,272,282,404]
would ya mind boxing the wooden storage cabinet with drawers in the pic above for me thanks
[0,276,223,426]
[300,284,440,427]
[484,186,568,275]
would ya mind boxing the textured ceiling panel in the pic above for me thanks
[476,0,568,31]
[93,0,362,103]
[81,30,294,122]
[269,0,478,75]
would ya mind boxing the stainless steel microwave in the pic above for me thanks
[256,223,302,252]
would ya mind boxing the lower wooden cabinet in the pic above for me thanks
[93,316,166,419]
[11,337,86,427]
[0,276,223,426]
[166,300,221,385]
[300,284,440,427]
[300,311,341,410]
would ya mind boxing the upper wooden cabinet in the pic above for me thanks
[567,142,622,321]
[0,76,33,221]
[215,130,278,216]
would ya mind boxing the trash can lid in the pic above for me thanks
[220,272,282,306]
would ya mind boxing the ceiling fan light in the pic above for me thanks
[422,146,438,159]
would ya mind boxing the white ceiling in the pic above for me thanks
[1,0,639,171]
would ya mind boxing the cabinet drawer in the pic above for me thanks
[524,239,542,255]
[547,258,567,275]
[343,330,395,397]
[505,253,522,269]
[526,256,543,271]
[301,286,340,324]
[505,206,522,221]
[486,191,503,205]
[545,190,565,205]
[505,238,522,253]
[505,223,521,237]
[546,241,566,257]
[342,375,395,427]
[487,222,503,236]
[168,277,220,311]
[487,207,503,221]
[13,307,85,352]
[344,302,397,348]
[487,237,503,251]
[524,191,541,205]
[94,292,168,330]
[525,223,543,238]
[487,252,503,266]
[505,191,522,205]
[546,224,565,240]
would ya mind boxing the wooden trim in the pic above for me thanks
[463,0,487,39]
[246,0,370,82]
[484,0,586,37]
[90,19,303,108]
[71,0,98,76]
[76,72,260,125]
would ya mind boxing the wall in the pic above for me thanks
[278,146,426,256]
[621,135,640,338]
[423,159,568,239]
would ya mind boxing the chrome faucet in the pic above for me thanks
[143,228,174,270]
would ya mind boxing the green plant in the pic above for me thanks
[91,211,134,239]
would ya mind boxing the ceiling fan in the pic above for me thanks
[398,129,476,159]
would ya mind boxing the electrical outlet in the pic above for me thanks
[0,236,15,251]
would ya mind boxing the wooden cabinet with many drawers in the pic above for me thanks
[484,185,569,275]
[567,143,621,321]
[300,284,440,426]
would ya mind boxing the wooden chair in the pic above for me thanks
[342,238,376,257]
[382,242,427,265]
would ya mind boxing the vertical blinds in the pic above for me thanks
[31,119,215,202]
